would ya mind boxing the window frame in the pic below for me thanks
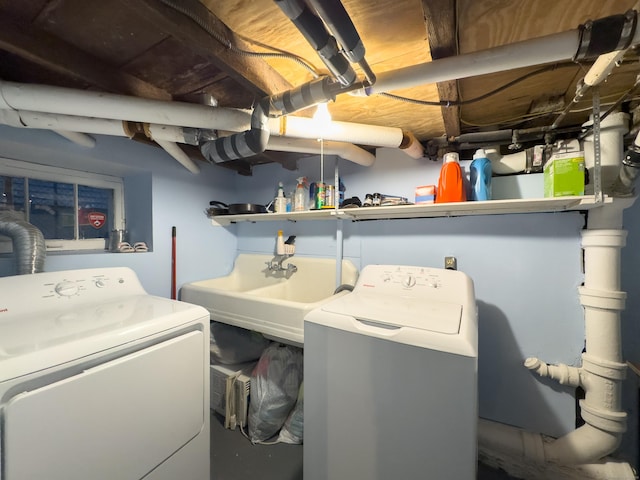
[0,157,125,252]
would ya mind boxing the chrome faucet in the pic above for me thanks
[266,254,297,275]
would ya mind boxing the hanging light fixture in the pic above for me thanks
[313,102,332,133]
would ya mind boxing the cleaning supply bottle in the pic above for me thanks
[276,230,285,255]
[470,148,492,201]
[274,182,287,213]
[294,177,307,211]
[435,152,466,203]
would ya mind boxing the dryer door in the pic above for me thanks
[3,330,205,480]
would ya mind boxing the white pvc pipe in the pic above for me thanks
[368,22,640,94]
[368,30,580,94]
[53,130,96,148]
[478,419,636,480]
[147,123,189,144]
[582,112,630,195]
[482,207,634,475]
[155,140,200,174]
[0,81,423,159]
[272,116,407,151]
[485,148,527,175]
[267,137,375,166]
[11,111,128,136]
[0,80,252,130]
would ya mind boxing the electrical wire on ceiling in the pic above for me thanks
[460,90,640,129]
[158,0,321,78]
[378,63,580,107]
[159,0,640,133]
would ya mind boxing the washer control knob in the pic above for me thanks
[55,281,79,297]
[94,279,106,288]
[402,275,416,288]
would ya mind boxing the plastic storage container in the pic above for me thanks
[470,149,492,201]
[435,152,466,203]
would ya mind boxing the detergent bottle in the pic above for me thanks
[435,152,466,203]
[470,148,492,201]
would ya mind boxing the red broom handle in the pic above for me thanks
[171,226,177,300]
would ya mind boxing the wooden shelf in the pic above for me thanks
[210,196,612,226]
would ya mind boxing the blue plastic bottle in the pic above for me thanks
[470,149,492,201]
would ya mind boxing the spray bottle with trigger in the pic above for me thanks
[294,177,308,211]
[274,182,287,213]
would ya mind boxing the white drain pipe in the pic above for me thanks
[478,199,636,479]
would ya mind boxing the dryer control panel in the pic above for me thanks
[0,267,146,315]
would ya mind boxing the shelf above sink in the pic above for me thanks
[210,195,612,226]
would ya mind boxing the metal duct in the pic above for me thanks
[0,214,46,275]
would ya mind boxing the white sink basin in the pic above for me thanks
[181,254,358,345]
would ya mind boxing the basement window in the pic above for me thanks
[0,158,124,253]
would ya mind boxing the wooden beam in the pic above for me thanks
[125,0,292,98]
[0,18,171,100]
[422,0,460,138]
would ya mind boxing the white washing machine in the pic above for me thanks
[304,264,478,480]
[0,267,210,480]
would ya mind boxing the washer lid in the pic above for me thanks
[321,292,462,335]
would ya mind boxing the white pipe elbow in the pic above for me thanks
[524,357,582,387]
[544,423,623,465]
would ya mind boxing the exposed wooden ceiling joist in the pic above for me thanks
[422,0,460,139]
[0,18,170,100]
[122,0,293,101]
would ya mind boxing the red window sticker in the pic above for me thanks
[87,212,106,229]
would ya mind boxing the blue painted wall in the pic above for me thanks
[1,128,638,466]
[0,126,238,296]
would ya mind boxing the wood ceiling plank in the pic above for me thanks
[455,0,638,131]
[422,0,460,138]
[123,0,292,98]
[0,0,48,23]
[0,18,170,99]
[34,0,170,67]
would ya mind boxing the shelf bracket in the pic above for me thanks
[592,86,604,205]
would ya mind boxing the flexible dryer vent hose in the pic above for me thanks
[0,214,46,274]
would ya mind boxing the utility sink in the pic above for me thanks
[181,254,358,345]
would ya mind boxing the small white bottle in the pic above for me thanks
[274,182,287,213]
[276,230,285,255]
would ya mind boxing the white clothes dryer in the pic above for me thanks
[0,267,210,480]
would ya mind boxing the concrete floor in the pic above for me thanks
[209,412,520,480]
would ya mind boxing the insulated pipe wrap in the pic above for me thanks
[200,98,270,162]
[271,77,336,115]
[0,215,46,274]
[574,11,638,60]
[274,0,356,86]
[307,0,365,62]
